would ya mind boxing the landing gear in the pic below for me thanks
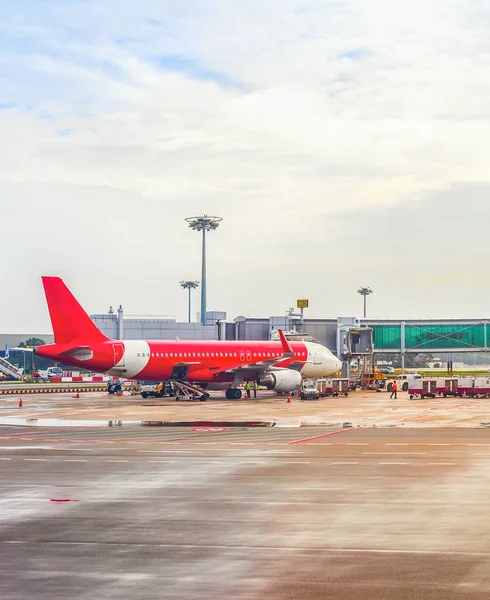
[226,387,242,400]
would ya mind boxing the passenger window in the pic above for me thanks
[137,353,140,357]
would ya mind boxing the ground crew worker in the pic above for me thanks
[245,381,251,398]
[390,380,398,399]
[253,381,258,398]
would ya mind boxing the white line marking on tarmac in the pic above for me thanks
[426,443,451,446]
[305,443,332,446]
[15,541,489,557]
[137,450,195,453]
[24,458,46,461]
[0,457,11,460]
[363,452,426,455]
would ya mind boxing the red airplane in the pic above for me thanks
[36,277,342,399]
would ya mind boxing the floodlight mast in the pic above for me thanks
[185,215,223,324]
[179,280,200,323]
[357,287,373,318]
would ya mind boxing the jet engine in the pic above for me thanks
[259,369,302,392]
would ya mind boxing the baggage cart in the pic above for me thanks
[474,377,490,398]
[457,377,475,398]
[333,378,349,397]
[316,378,333,397]
[436,377,458,397]
[409,378,437,399]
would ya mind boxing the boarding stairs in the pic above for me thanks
[174,380,209,402]
[0,356,22,380]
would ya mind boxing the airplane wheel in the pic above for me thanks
[234,388,242,400]
[225,388,233,400]
[141,392,148,399]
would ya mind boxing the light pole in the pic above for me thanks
[180,280,200,322]
[357,287,373,318]
[185,215,223,324]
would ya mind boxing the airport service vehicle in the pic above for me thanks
[436,377,458,397]
[140,381,177,399]
[299,379,320,400]
[359,370,386,391]
[33,366,63,382]
[409,378,437,399]
[107,377,124,394]
[36,277,343,399]
[386,373,422,393]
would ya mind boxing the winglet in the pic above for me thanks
[278,329,295,358]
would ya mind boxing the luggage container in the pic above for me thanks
[457,377,475,397]
[436,377,459,397]
[333,378,349,397]
[474,377,490,398]
[316,378,333,397]
[409,378,437,399]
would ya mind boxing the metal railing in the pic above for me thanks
[0,356,22,380]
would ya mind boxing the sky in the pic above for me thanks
[2,0,490,333]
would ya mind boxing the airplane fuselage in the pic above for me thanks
[37,338,341,383]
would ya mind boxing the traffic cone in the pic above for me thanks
[287,395,291,403]
[76,392,80,399]
[18,398,23,408]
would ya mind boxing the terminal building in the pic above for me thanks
[90,308,490,370]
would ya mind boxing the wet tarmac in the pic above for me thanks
[2,388,490,428]
[2,425,490,599]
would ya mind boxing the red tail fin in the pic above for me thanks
[41,277,110,344]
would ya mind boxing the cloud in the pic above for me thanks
[2,1,490,331]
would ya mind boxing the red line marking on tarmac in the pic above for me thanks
[288,428,361,445]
